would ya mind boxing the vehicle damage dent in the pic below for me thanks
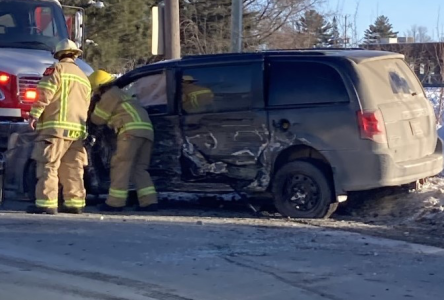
[181,119,271,192]
[182,138,228,177]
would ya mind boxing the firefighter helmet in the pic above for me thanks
[54,39,83,59]
[88,70,114,90]
[182,75,196,82]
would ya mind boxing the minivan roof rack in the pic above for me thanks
[181,48,366,60]
[263,47,365,51]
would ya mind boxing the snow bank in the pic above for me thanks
[346,178,444,227]
[425,87,443,126]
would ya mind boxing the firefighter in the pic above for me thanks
[27,39,91,215]
[181,75,214,114]
[88,70,158,212]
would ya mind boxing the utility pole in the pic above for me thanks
[230,0,243,52]
[164,0,181,59]
[344,15,347,48]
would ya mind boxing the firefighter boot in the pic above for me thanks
[26,205,58,215]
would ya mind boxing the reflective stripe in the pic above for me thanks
[30,107,44,118]
[36,199,58,208]
[93,107,111,120]
[64,199,85,208]
[38,81,58,93]
[60,77,69,121]
[61,74,91,90]
[190,90,212,97]
[121,102,142,122]
[189,90,212,108]
[119,122,153,134]
[189,94,199,108]
[109,188,128,199]
[137,186,156,198]
[36,121,86,133]
[59,74,91,122]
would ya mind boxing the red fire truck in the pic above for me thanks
[0,0,95,149]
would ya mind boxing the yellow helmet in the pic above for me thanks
[88,70,114,90]
[182,75,195,82]
[54,38,83,59]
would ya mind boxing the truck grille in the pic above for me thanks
[17,75,41,103]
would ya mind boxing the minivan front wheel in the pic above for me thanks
[272,160,337,219]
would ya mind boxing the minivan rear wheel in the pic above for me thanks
[272,160,337,219]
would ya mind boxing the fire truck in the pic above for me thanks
[0,0,96,150]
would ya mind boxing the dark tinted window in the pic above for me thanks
[181,65,253,114]
[268,61,349,106]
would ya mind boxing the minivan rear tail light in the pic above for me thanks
[357,110,387,143]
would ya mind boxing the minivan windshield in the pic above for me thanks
[0,0,68,52]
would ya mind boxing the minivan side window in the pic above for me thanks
[181,65,253,114]
[268,61,350,106]
[123,71,168,115]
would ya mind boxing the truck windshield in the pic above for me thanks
[0,0,68,51]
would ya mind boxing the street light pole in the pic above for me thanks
[230,0,243,52]
[164,0,181,59]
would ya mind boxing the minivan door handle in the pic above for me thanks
[273,119,292,131]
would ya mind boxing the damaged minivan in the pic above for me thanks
[4,49,444,218]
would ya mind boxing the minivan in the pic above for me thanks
[4,49,443,218]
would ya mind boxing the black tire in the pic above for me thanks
[272,160,337,219]
[24,160,63,205]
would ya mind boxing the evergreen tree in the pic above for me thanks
[364,15,398,44]
[298,10,333,47]
[63,0,155,73]
[329,16,341,47]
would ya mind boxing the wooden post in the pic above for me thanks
[164,0,181,59]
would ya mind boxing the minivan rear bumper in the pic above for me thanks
[323,138,444,193]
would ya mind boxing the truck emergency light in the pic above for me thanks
[24,90,37,101]
[0,73,9,84]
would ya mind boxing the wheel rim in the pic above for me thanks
[283,174,321,212]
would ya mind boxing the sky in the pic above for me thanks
[325,0,444,41]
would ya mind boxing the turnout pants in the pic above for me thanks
[32,136,87,209]
[106,136,157,208]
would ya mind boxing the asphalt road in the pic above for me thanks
[0,212,443,300]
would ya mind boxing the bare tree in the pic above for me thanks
[406,25,432,43]
[245,0,325,49]
[179,0,324,54]
[351,1,361,46]
[327,1,361,47]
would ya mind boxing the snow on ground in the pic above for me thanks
[405,178,444,226]
[425,87,444,126]
[345,178,444,228]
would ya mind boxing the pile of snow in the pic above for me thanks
[346,178,444,227]
[425,87,444,126]
[402,178,444,226]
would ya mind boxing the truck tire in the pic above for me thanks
[272,160,337,219]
